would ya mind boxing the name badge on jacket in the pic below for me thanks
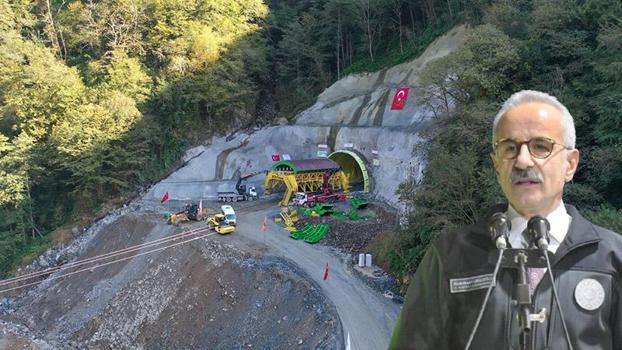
[450,273,494,293]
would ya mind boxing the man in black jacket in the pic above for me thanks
[389,90,622,349]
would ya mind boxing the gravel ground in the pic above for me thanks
[0,210,342,349]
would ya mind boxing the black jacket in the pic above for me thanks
[389,204,622,349]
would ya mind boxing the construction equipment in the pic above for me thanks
[206,213,235,235]
[330,209,375,221]
[350,196,369,209]
[279,209,300,231]
[168,203,209,225]
[311,203,335,216]
[220,205,237,226]
[218,171,265,202]
[321,169,336,194]
[289,223,329,244]
[291,192,347,207]
[264,159,349,206]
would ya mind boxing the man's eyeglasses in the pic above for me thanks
[492,137,572,160]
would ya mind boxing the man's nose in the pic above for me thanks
[514,144,534,169]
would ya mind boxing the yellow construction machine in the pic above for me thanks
[168,203,209,225]
[206,213,235,235]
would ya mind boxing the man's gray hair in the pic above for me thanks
[492,90,576,148]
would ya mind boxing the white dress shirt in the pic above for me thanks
[506,201,572,254]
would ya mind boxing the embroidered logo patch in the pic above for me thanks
[574,278,605,311]
[450,273,495,293]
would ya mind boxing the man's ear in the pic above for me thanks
[491,154,500,177]
[564,149,580,182]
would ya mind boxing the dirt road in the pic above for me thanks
[232,200,400,350]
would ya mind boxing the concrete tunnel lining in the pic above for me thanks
[328,150,370,192]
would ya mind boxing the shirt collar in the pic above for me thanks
[505,201,571,249]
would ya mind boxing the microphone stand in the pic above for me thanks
[464,249,504,350]
[514,250,534,349]
[466,247,548,350]
[500,248,549,350]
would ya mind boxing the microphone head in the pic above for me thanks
[527,215,550,249]
[489,212,511,228]
[488,212,510,248]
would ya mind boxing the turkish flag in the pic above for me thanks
[323,262,329,280]
[160,191,169,204]
[390,87,410,110]
[272,154,280,162]
[261,216,267,232]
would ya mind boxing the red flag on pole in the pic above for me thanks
[262,216,267,233]
[160,191,169,204]
[323,262,329,281]
[272,154,281,162]
[390,87,410,110]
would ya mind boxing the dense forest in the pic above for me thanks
[379,0,622,285]
[1,0,620,284]
[0,0,459,277]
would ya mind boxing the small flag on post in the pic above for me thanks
[390,87,410,110]
[160,191,169,204]
[262,216,267,233]
[323,262,329,281]
[272,154,280,162]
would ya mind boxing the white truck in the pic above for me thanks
[217,186,257,202]
[217,171,263,202]
[220,205,237,226]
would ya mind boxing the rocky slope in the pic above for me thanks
[0,212,342,349]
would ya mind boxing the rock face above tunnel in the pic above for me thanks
[145,25,466,207]
[296,25,466,128]
[2,213,342,349]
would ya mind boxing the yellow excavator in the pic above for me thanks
[206,213,235,235]
[168,203,209,225]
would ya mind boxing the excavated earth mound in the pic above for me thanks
[0,212,342,349]
[299,203,397,254]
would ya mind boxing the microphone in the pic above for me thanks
[527,216,550,250]
[489,212,511,249]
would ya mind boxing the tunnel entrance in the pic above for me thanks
[328,150,370,192]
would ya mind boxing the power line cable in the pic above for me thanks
[0,225,211,287]
[0,229,216,295]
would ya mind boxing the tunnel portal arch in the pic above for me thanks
[328,150,370,192]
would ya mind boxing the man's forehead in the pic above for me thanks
[496,102,563,137]
[504,101,561,119]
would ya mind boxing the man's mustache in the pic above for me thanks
[510,168,544,184]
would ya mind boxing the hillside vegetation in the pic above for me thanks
[0,0,271,276]
[379,0,622,286]
[1,0,620,285]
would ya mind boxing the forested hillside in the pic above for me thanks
[0,0,461,277]
[379,0,622,286]
[0,0,272,276]
[1,0,620,285]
